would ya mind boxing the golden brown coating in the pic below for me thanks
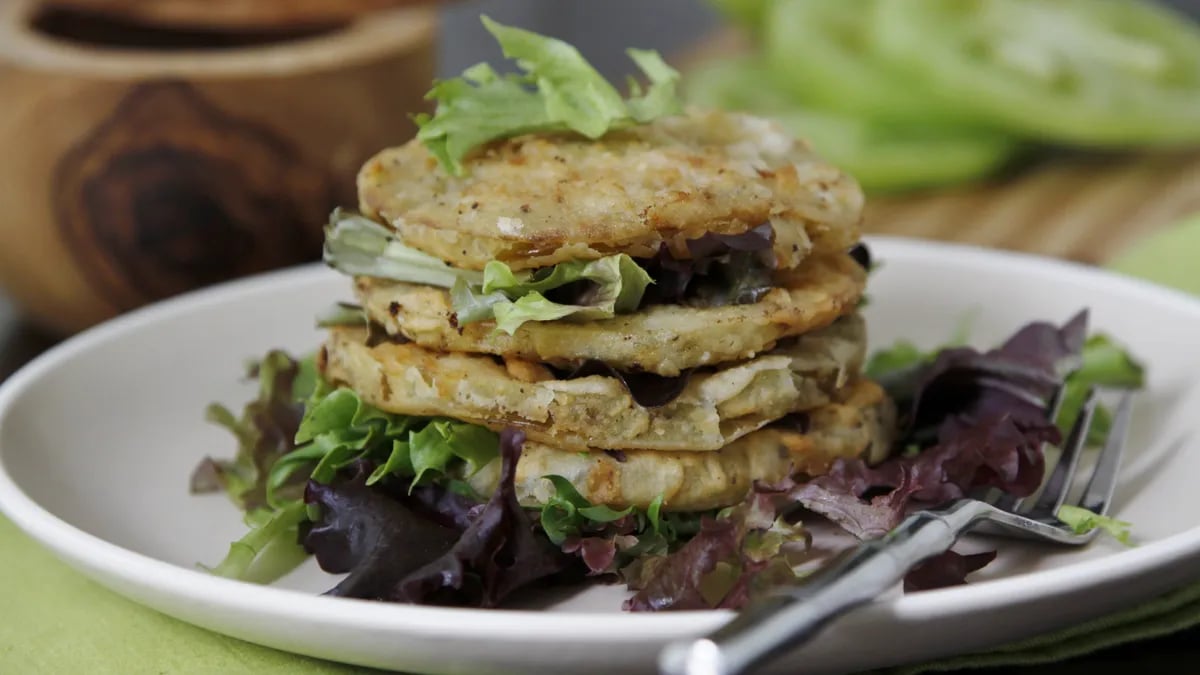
[463,379,896,511]
[320,315,866,452]
[356,252,865,376]
[357,109,863,271]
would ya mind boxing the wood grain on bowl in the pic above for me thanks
[53,80,333,312]
[0,0,436,334]
[39,0,440,29]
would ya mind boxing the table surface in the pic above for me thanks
[866,149,1200,264]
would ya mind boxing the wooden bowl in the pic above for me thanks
[0,0,436,335]
[39,0,436,30]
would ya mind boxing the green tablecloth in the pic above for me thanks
[4,214,1199,674]
[0,516,367,675]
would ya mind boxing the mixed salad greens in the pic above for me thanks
[415,16,681,176]
[324,210,778,334]
[191,303,1144,609]
[697,0,1200,192]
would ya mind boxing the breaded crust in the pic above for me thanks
[464,379,896,511]
[357,252,865,375]
[320,315,866,452]
[358,108,863,271]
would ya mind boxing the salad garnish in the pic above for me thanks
[192,309,1145,608]
[325,209,781,334]
[415,16,681,175]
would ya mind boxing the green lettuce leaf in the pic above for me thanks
[368,440,414,486]
[409,420,501,485]
[491,293,592,334]
[193,351,312,511]
[864,340,928,380]
[295,387,359,444]
[1056,504,1133,546]
[459,254,654,334]
[416,16,681,175]
[322,209,483,288]
[450,279,510,325]
[864,312,973,380]
[315,302,367,328]
[266,385,500,511]
[536,475,707,576]
[324,209,653,333]
[1057,334,1146,444]
[539,475,635,545]
[203,502,310,583]
[208,377,502,583]
[624,49,683,122]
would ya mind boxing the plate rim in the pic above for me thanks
[2,235,1199,642]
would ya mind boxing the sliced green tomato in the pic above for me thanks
[764,0,967,124]
[771,110,1020,194]
[872,0,1200,146]
[683,57,793,111]
[705,0,768,31]
[685,58,1021,193]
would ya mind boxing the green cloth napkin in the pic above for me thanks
[3,213,1200,675]
[884,579,1200,674]
[0,516,373,675]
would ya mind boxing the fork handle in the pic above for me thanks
[658,500,993,675]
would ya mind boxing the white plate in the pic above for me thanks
[2,237,1200,675]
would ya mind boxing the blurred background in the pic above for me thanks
[441,0,1200,78]
[0,0,1198,339]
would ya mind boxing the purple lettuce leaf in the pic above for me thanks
[535,224,775,312]
[192,351,310,511]
[304,430,573,606]
[562,536,620,575]
[304,462,461,599]
[895,311,1086,431]
[624,480,811,611]
[401,482,484,531]
[639,223,775,308]
[623,517,741,611]
[903,550,997,592]
[555,360,692,408]
[793,314,1085,539]
[388,429,573,607]
[848,243,871,270]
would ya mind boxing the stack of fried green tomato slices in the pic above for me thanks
[323,103,892,515]
[196,18,897,597]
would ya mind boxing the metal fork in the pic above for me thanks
[658,387,1135,675]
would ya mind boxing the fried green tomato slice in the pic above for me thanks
[319,315,866,453]
[463,378,896,512]
[356,252,865,376]
[357,108,863,272]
